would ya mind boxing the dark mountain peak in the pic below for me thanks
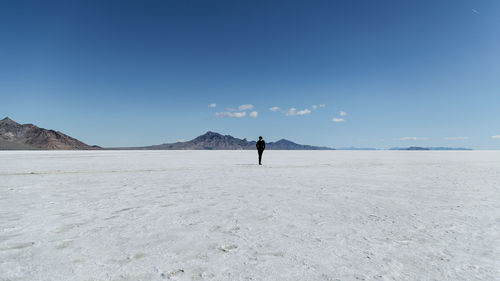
[1,117,20,126]
[203,131,221,136]
[401,147,430,150]
[195,131,226,141]
[201,131,228,138]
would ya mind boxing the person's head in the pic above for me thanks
[259,136,263,140]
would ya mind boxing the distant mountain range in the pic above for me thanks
[389,147,472,151]
[336,147,378,150]
[0,117,100,150]
[0,118,333,150]
[115,131,335,150]
[0,117,475,151]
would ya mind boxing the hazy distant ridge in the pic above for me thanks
[0,117,475,151]
[390,147,472,151]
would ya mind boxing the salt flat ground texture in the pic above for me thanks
[0,151,499,281]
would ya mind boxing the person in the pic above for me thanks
[256,136,265,165]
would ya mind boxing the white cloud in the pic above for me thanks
[399,137,428,141]
[472,9,480,14]
[238,104,254,111]
[215,111,247,118]
[249,111,258,118]
[230,112,246,118]
[208,103,216,108]
[492,135,500,139]
[286,108,297,116]
[286,107,311,116]
[339,111,347,116]
[319,104,326,108]
[332,118,345,122]
[296,109,311,116]
[269,106,280,112]
[312,105,317,110]
[444,137,470,140]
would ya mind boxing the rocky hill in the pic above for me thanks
[132,131,334,150]
[0,117,101,150]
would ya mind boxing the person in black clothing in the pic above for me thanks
[256,136,265,165]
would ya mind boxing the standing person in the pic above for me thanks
[256,136,265,165]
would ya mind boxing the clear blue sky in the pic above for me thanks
[1,0,499,149]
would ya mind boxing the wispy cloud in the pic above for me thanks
[238,104,254,111]
[330,110,347,123]
[286,108,297,116]
[444,137,470,140]
[492,135,500,139]
[285,107,311,116]
[272,104,323,115]
[249,111,258,118]
[296,109,311,116]
[472,9,480,15]
[285,108,311,116]
[208,103,216,108]
[400,137,428,141]
[215,111,247,118]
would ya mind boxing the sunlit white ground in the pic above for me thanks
[1,151,499,281]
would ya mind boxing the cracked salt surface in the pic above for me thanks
[0,150,499,280]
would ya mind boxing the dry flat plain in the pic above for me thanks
[1,150,499,281]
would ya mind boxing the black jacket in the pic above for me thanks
[256,140,266,151]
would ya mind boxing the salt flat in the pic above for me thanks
[0,150,499,281]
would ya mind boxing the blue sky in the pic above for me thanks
[1,0,499,148]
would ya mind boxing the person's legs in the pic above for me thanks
[258,150,263,164]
